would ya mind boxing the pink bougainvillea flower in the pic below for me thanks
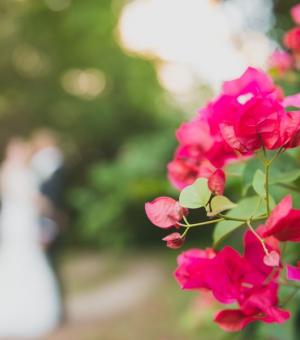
[175,230,280,305]
[284,27,300,51]
[291,4,300,25]
[176,119,213,151]
[260,195,300,242]
[175,230,286,331]
[221,66,282,99]
[219,96,286,153]
[286,262,300,281]
[167,158,198,190]
[168,67,300,173]
[215,283,290,332]
[215,309,258,332]
[208,169,226,195]
[167,148,215,190]
[279,95,300,148]
[166,66,300,191]
[162,232,185,249]
[281,111,300,148]
[205,139,239,168]
[201,67,287,154]
[174,247,217,291]
[145,197,187,229]
[208,246,253,304]
[268,50,294,74]
[167,117,237,190]
[282,93,300,108]
[175,117,237,167]
[243,229,280,284]
[201,67,300,154]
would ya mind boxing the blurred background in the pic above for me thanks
[0,0,299,339]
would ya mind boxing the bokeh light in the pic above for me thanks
[118,0,274,94]
[61,68,106,100]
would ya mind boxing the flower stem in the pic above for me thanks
[246,220,269,255]
[281,287,300,307]
[262,147,284,217]
[181,216,191,237]
[178,214,267,230]
[217,214,246,222]
[264,161,271,216]
[218,214,266,223]
[178,217,224,228]
[269,147,285,164]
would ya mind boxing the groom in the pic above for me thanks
[30,129,64,264]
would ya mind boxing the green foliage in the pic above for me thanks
[207,195,236,216]
[271,168,300,184]
[213,196,266,246]
[211,148,300,246]
[243,152,300,196]
[0,0,183,248]
[252,169,265,197]
[179,178,211,209]
[68,131,178,248]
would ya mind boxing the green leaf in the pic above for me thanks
[207,196,236,216]
[225,162,246,177]
[179,178,211,209]
[271,152,299,174]
[242,152,299,196]
[252,169,265,197]
[213,196,267,246]
[242,158,262,195]
[271,169,300,185]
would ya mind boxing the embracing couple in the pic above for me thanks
[0,129,64,338]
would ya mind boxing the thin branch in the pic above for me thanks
[178,217,224,228]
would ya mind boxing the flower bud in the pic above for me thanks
[208,169,225,195]
[162,232,185,249]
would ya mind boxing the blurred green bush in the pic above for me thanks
[3,0,300,250]
[68,130,179,248]
[0,0,184,248]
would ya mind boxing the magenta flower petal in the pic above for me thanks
[215,284,289,332]
[263,251,280,267]
[208,169,226,195]
[222,67,278,98]
[176,120,213,151]
[284,27,300,51]
[286,264,300,282]
[261,195,300,242]
[282,94,300,108]
[174,248,216,290]
[203,67,288,154]
[291,4,300,25]
[269,50,293,74]
[145,197,187,229]
[281,110,300,148]
[215,309,255,332]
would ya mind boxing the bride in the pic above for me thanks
[0,138,61,338]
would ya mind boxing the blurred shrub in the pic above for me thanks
[68,130,179,249]
[0,0,185,248]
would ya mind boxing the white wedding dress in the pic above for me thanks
[0,161,61,338]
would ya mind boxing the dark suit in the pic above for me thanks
[40,167,64,210]
[39,165,65,322]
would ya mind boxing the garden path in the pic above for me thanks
[47,257,164,340]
